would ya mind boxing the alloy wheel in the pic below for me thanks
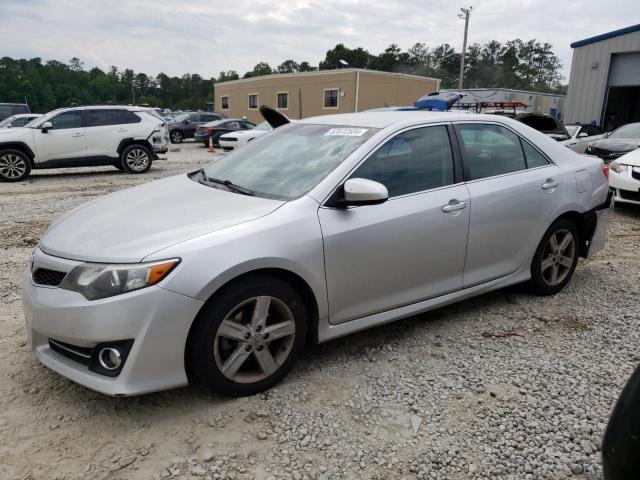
[213,296,296,384]
[0,152,27,179]
[541,229,576,286]
[125,148,150,172]
[171,131,182,143]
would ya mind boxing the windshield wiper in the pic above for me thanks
[198,169,254,196]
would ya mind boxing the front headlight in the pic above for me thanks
[610,162,628,174]
[60,258,180,300]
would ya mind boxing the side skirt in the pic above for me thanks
[316,266,531,343]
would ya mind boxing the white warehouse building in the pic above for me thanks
[564,24,640,130]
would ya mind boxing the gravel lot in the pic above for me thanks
[1,141,639,480]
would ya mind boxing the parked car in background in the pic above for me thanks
[0,113,42,128]
[194,119,256,147]
[609,149,640,205]
[168,111,227,143]
[219,121,272,151]
[22,110,611,397]
[0,106,168,181]
[0,103,30,121]
[561,124,605,153]
[513,112,570,141]
[586,123,640,161]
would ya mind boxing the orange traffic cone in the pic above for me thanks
[208,136,215,153]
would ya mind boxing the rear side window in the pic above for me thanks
[49,111,83,130]
[455,124,526,180]
[521,140,549,168]
[351,125,455,197]
[86,109,119,127]
[117,110,141,124]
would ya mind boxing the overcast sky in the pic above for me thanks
[2,0,639,81]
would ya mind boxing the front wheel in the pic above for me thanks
[170,130,183,144]
[0,149,31,182]
[188,275,308,397]
[528,219,580,295]
[120,144,152,174]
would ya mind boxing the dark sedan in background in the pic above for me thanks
[586,122,640,161]
[194,119,256,147]
[168,111,227,144]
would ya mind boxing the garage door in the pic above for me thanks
[610,52,640,87]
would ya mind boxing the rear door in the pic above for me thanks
[33,110,86,164]
[454,122,563,287]
[319,124,470,324]
[85,109,123,158]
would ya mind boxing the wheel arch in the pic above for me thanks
[0,142,36,165]
[184,267,321,379]
[117,138,153,155]
[547,210,593,258]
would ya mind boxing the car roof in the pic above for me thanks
[297,110,510,129]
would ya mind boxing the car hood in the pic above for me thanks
[617,149,640,166]
[591,139,640,152]
[39,174,285,263]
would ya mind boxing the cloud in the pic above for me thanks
[1,0,639,81]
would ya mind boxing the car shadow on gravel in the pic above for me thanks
[27,169,125,180]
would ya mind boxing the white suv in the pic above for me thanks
[0,106,169,182]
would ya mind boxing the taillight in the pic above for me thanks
[602,165,609,180]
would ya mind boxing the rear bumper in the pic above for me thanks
[586,190,614,257]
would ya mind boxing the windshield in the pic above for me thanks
[255,121,272,131]
[202,123,378,199]
[565,126,579,136]
[608,123,640,140]
[174,113,190,122]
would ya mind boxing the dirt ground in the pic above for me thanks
[1,142,639,480]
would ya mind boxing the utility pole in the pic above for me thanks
[131,82,135,106]
[458,6,472,90]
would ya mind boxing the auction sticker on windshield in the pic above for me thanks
[324,128,368,136]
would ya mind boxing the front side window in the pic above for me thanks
[455,123,526,180]
[49,111,83,130]
[202,123,378,199]
[221,96,229,110]
[86,109,119,127]
[324,89,338,108]
[351,126,455,197]
[248,94,258,109]
[277,92,288,109]
[187,114,201,123]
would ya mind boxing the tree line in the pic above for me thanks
[0,39,564,113]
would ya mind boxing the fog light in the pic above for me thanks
[98,347,122,370]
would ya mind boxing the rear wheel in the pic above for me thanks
[0,149,31,182]
[170,130,183,144]
[188,275,308,397]
[528,219,580,295]
[120,144,152,174]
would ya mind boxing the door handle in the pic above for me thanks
[71,133,84,137]
[542,179,560,190]
[442,200,467,213]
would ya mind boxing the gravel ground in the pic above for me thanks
[1,141,639,480]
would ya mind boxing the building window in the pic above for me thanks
[221,96,229,110]
[277,92,288,110]
[324,89,339,109]
[248,94,258,109]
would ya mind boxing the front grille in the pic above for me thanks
[592,148,626,161]
[221,137,237,142]
[49,339,93,366]
[33,268,66,286]
[195,128,203,135]
[619,189,640,202]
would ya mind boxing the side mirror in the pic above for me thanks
[578,132,589,138]
[343,178,388,206]
[41,121,53,133]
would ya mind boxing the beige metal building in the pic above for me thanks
[565,24,640,129]
[214,68,440,123]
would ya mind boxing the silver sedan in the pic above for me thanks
[23,111,612,396]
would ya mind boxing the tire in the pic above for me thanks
[120,144,152,174]
[170,130,183,144]
[528,219,580,295]
[0,149,31,182]
[188,275,308,397]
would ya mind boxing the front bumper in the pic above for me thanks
[609,168,640,205]
[194,133,210,143]
[23,248,204,396]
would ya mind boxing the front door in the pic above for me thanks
[33,110,86,165]
[319,125,470,324]
[453,122,563,287]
